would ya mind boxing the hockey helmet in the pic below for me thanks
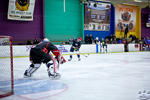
[78,37,82,41]
[43,38,49,42]
[96,37,99,40]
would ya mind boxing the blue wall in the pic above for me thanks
[84,4,115,40]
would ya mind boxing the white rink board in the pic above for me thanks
[128,44,140,52]
[0,44,140,57]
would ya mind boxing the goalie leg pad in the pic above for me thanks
[47,61,61,79]
[60,56,66,64]
[47,60,55,74]
[24,64,41,77]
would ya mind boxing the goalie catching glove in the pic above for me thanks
[52,49,66,64]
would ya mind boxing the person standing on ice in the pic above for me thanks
[24,38,66,79]
[101,38,107,53]
[68,37,82,61]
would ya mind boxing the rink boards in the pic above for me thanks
[0,44,140,57]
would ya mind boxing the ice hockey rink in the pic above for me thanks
[1,52,150,100]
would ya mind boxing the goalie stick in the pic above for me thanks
[78,51,89,58]
[49,53,58,72]
[49,53,61,79]
[48,53,66,79]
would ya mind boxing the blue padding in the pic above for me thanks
[96,44,99,53]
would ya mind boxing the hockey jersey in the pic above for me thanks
[71,39,81,49]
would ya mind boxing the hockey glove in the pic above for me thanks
[57,56,66,64]
[52,49,66,64]
[52,49,61,57]
[75,47,79,51]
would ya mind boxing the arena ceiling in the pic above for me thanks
[88,0,150,8]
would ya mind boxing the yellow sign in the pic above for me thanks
[15,0,30,11]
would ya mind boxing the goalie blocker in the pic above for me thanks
[24,38,66,79]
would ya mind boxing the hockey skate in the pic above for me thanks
[24,70,31,78]
[48,72,61,80]
[78,58,81,61]
[68,58,72,61]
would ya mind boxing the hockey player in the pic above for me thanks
[24,38,66,79]
[101,38,107,53]
[94,37,101,53]
[68,37,82,61]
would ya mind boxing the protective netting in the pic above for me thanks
[0,36,13,97]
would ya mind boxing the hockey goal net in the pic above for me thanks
[0,36,14,98]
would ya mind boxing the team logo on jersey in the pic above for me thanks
[15,0,30,11]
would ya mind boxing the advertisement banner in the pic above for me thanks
[8,0,35,21]
[115,5,137,33]
[84,2,111,31]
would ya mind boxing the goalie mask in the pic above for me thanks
[43,38,49,42]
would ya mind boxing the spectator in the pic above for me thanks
[33,38,39,45]
[105,38,109,44]
[129,35,137,43]
[65,39,71,44]
[94,37,100,44]
[101,38,107,53]
[84,34,89,44]
[105,36,111,42]
[109,38,113,44]
[145,37,150,44]
[117,38,122,44]
[26,40,32,45]
[89,34,94,44]
[112,38,117,44]
[141,38,147,51]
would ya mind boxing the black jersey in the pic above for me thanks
[30,41,58,63]
[72,39,81,49]
[34,41,58,53]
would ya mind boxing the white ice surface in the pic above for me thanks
[1,52,150,100]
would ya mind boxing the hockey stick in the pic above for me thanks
[78,51,89,58]
[49,53,66,70]
[48,53,61,80]
[82,53,89,57]
[49,53,58,72]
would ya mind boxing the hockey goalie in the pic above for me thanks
[24,38,66,79]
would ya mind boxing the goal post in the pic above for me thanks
[0,36,14,98]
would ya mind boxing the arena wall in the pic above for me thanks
[45,0,83,41]
[0,0,44,44]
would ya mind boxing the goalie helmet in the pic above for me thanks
[43,38,49,42]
